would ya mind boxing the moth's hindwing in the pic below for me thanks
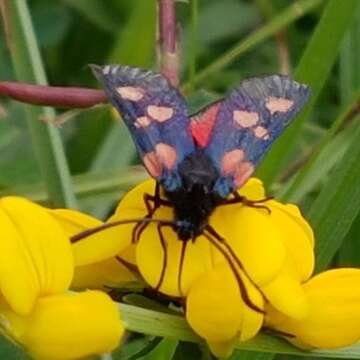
[194,75,310,197]
[92,65,195,191]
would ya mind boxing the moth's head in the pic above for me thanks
[178,152,219,194]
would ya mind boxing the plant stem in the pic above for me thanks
[0,82,107,108]
[158,0,179,86]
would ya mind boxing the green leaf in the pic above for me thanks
[338,211,360,266]
[141,338,178,360]
[0,335,30,360]
[4,0,77,208]
[173,342,202,360]
[230,350,274,360]
[307,116,360,271]
[119,303,360,358]
[337,7,360,266]
[127,337,162,360]
[257,0,360,185]
[339,7,360,104]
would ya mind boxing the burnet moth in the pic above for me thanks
[72,65,310,311]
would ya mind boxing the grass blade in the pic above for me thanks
[257,0,360,185]
[181,0,323,92]
[280,88,360,202]
[0,167,148,204]
[307,116,360,271]
[4,0,77,208]
[142,338,178,360]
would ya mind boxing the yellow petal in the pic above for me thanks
[1,291,124,360]
[136,225,213,296]
[72,256,138,290]
[186,264,263,344]
[50,208,132,266]
[0,197,73,315]
[261,267,308,320]
[267,201,314,282]
[238,177,266,200]
[207,339,237,359]
[266,268,360,349]
[48,208,102,237]
[111,178,155,220]
[239,279,264,341]
[65,179,160,267]
[211,205,286,286]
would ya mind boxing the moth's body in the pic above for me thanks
[164,151,222,241]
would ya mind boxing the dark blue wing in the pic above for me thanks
[201,75,310,198]
[92,65,195,191]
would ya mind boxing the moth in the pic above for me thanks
[76,65,310,307]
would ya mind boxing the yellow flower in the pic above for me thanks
[110,179,313,313]
[0,197,73,315]
[266,268,360,349]
[67,178,313,357]
[0,291,124,360]
[0,197,125,359]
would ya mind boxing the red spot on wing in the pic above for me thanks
[190,102,221,148]
[221,149,245,175]
[265,97,294,114]
[142,143,178,178]
[234,162,255,188]
[221,149,255,189]
[155,143,177,170]
[147,105,174,122]
[143,151,162,177]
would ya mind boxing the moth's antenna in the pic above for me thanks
[71,218,176,243]
[203,231,264,314]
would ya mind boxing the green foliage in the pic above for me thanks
[1,0,360,359]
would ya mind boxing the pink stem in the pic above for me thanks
[0,82,107,108]
[0,2,180,107]
[158,0,179,86]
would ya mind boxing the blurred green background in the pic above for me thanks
[2,0,360,358]
[0,0,328,194]
[2,0,360,283]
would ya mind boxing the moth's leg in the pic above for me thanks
[132,183,171,243]
[204,225,264,314]
[132,183,160,243]
[154,223,170,292]
[219,191,273,214]
[177,240,188,296]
